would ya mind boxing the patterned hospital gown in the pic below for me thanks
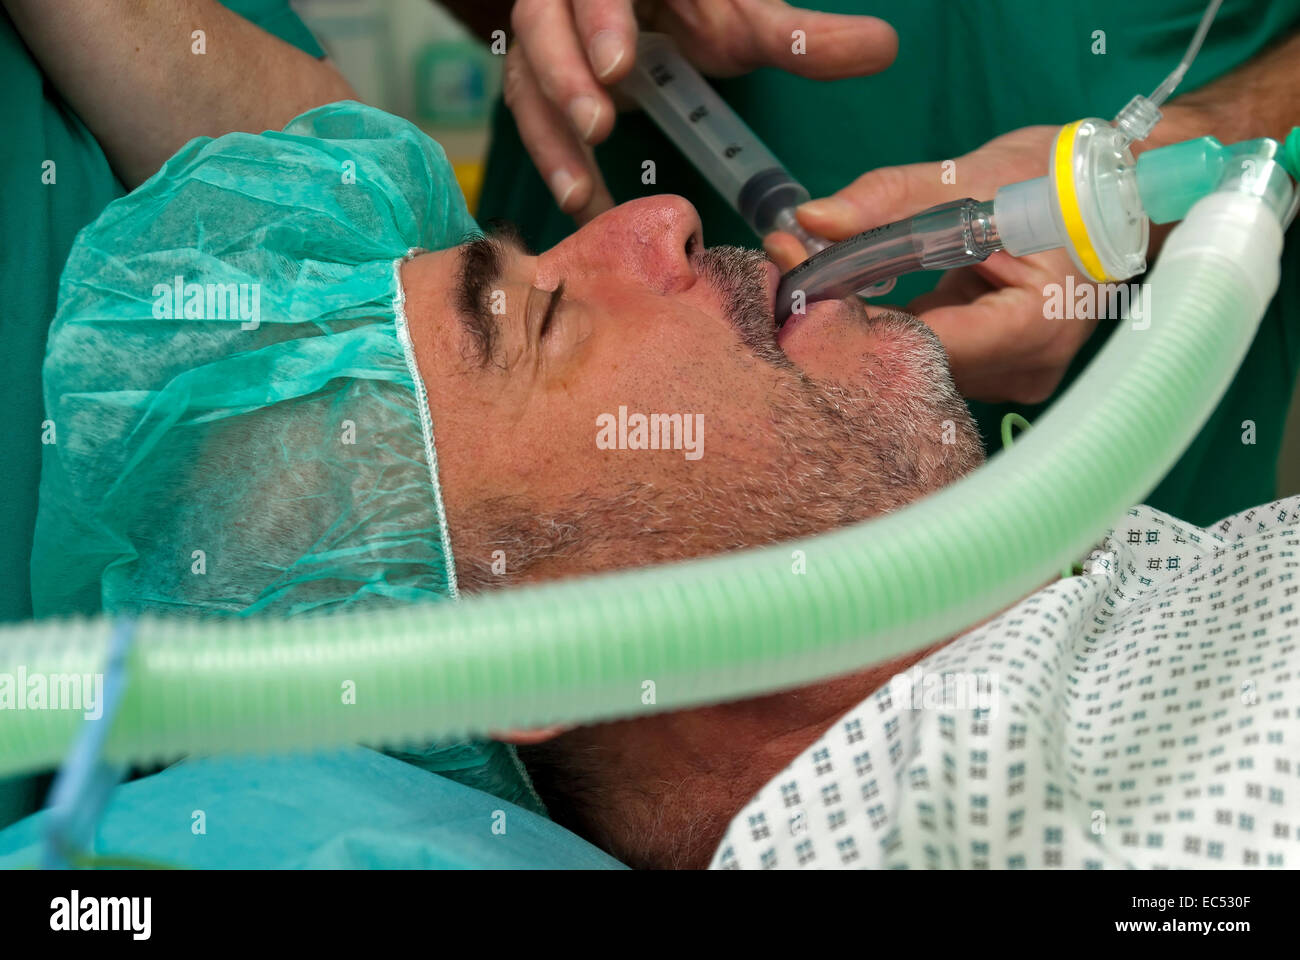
[710,495,1300,869]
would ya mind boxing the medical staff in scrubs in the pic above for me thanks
[469,0,1300,527]
[0,0,353,826]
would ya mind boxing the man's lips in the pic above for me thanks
[764,259,850,348]
[776,299,857,350]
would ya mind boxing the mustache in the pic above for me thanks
[693,245,790,369]
[691,246,952,398]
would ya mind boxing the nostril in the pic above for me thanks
[684,233,698,258]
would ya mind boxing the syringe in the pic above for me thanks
[618,32,829,256]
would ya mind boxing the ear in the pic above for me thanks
[491,725,571,745]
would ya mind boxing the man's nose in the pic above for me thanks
[559,196,704,293]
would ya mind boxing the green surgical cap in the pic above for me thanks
[32,102,547,815]
[34,101,476,619]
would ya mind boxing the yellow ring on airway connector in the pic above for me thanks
[1053,120,1116,283]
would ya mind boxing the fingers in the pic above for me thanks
[572,0,637,83]
[570,142,616,225]
[968,250,1042,290]
[508,0,636,214]
[907,264,995,315]
[742,2,898,79]
[919,290,1035,374]
[511,0,629,144]
[794,126,1059,246]
[920,295,1062,402]
[795,161,954,241]
[762,230,808,271]
[910,256,1095,405]
[503,45,614,218]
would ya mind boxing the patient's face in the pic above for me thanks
[402,195,984,868]
[403,196,982,586]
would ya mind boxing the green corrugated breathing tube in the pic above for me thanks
[0,167,1290,779]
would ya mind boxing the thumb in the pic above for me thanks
[795,162,963,241]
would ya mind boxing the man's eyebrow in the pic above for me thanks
[454,224,531,367]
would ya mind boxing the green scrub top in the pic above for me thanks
[0,0,324,826]
[0,1,322,627]
[479,0,1300,527]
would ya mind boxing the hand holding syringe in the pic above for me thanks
[500,0,898,222]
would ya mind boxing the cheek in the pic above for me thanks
[426,382,515,502]
[537,311,788,482]
[450,297,794,505]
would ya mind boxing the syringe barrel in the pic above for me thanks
[619,33,804,237]
[738,169,813,237]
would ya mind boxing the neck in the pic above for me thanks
[541,639,950,869]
